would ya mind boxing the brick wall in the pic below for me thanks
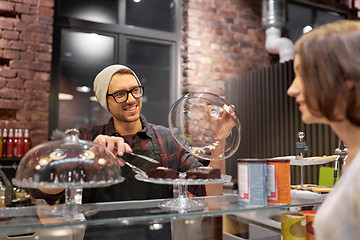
[181,0,360,99]
[0,0,54,147]
[181,0,271,98]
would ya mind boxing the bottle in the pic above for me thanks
[16,129,24,158]
[6,128,14,158]
[13,129,18,157]
[0,129,3,157]
[23,129,31,154]
[2,129,7,158]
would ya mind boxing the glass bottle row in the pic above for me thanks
[0,128,31,158]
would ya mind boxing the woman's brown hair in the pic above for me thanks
[294,20,360,126]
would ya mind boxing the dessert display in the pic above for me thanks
[12,128,125,220]
[291,184,333,193]
[136,93,238,212]
[306,155,339,161]
[311,186,332,193]
[291,184,331,201]
[291,184,317,191]
[146,167,179,179]
[279,155,340,166]
[185,167,221,180]
[135,170,232,213]
[12,129,124,189]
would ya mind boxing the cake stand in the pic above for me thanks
[273,155,339,188]
[135,173,232,213]
[12,129,125,221]
[150,92,239,212]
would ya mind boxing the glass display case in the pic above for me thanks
[0,193,323,240]
[0,93,324,239]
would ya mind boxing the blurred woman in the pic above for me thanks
[287,20,360,240]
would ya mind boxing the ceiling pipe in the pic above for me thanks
[262,0,295,63]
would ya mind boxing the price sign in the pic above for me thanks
[296,141,310,154]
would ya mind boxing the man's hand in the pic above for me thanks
[94,135,133,166]
[205,104,237,196]
[208,104,237,140]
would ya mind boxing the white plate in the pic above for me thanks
[272,155,339,166]
[291,189,328,200]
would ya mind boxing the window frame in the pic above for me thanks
[49,0,182,137]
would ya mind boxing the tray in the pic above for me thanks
[273,155,339,166]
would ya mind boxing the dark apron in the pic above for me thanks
[83,127,173,203]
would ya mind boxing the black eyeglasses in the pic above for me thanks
[107,86,144,103]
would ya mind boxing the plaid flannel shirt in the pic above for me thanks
[79,115,206,197]
[79,115,204,172]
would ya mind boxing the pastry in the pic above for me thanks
[146,167,179,179]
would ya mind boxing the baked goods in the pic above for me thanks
[310,186,332,193]
[291,184,332,193]
[146,167,179,179]
[185,167,221,179]
[309,155,339,161]
[291,184,317,191]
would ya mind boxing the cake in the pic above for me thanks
[185,167,221,180]
[146,167,179,179]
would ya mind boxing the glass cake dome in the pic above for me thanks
[168,92,241,161]
[12,128,124,189]
[12,129,124,219]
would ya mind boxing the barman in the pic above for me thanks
[31,65,236,204]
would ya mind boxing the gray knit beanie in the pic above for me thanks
[93,65,141,111]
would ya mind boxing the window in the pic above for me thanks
[59,0,118,24]
[126,40,172,125]
[50,0,180,135]
[58,30,115,130]
[125,0,176,32]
